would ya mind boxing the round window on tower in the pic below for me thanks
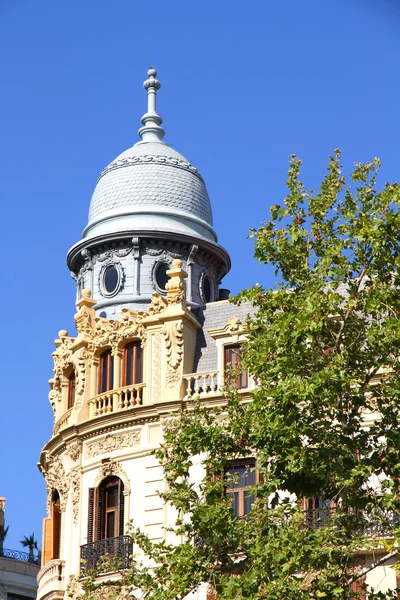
[154,261,170,294]
[100,263,122,297]
[200,273,214,303]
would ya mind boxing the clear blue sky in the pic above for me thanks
[1,0,400,551]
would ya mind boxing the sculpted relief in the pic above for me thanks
[86,430,141,458]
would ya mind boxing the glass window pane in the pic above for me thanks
[135,345,143,383]
[104,265,119,294]
[243,491,255,516]
[107,486,118,508]
[232,491,239,518]
[106,511,115,538]
[125,346,133,386]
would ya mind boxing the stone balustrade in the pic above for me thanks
[89,383,146,417]
[37,559,65,597]
[54,408,73,434]
[183,371,219,399]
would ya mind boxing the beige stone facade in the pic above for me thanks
[37,260,254,600]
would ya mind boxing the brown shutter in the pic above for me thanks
[96,486,105,541]
[87,488,95,543]
[42,517,53,566]
[350,575,366,599]
[119,485,125,536]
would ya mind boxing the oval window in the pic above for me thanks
[103,265,119,295]
[155,262,170,292]
[203,275,212,303]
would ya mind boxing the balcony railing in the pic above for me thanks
[89,383,146,417]
[37,559,65,598]
[183,371,219,400]
[54,407,73,434]
[80,535,133,576]
[183,371,254,400]
[0,547,39,563]
[303,507,400,537]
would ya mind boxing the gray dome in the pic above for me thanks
[83,140,217,243]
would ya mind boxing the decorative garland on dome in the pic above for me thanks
[97,154,205,183]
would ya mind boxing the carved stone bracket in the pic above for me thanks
[163,320,184,387]
[43,456,70,514]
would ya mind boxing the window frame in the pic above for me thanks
[88,476,125,543]
[226,458,257,519]
[224,344,248,390]
[67,370,76,410]
[122,341,143,387]
[98,349,114,394]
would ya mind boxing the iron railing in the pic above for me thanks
[0,547,39,563]
[303,507,400,537]
[80,535,132,576]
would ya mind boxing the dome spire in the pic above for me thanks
[138,67,165,142]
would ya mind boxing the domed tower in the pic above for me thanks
[67,68,230,318]
[37,69,253,600]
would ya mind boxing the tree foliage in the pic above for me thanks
[83,152,400,599]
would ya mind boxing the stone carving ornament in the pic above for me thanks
[70,467,81,524]
[86,430,141,458]
[163,320,184,387]
[66,440,81,463]
[94,460,131,495]
[44,456,69,514]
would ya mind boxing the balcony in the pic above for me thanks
[37,559,65,598]
[88,383,146,417]
[80,535,133,576]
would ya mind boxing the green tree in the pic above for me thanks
[20,533,38,563]
[83,152,400,599]
[0,523,9,556]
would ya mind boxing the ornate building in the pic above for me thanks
[36,68,253,600]
[36,69,400,600]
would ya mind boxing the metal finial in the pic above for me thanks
[138,67,165,142]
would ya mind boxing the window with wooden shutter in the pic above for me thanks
[123,342,143,386]
[98,350,114,393]
[94,477,124,540]
[224,345,248,389]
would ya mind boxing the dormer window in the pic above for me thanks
[67,371,76,410]
[98,350,114,393]
[224,344,248,389]
[123,342,143,386]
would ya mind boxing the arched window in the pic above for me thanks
[87,477,125,542]
[98,350,114,393]
[123,342,143,386]
[67,371,76,409]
